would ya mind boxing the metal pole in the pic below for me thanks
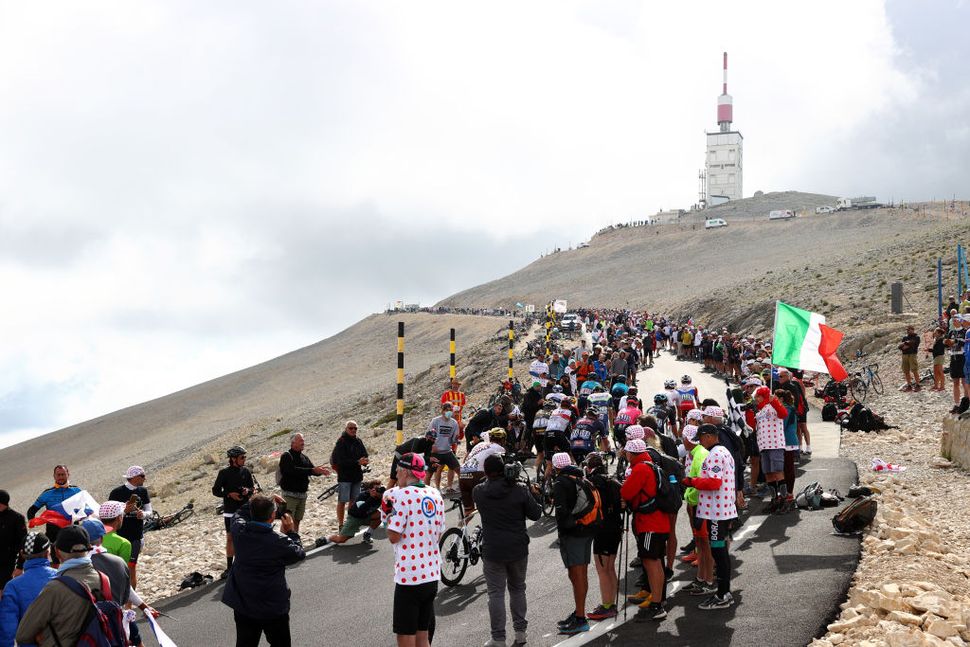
[959,245,964,297]
[449,328,456,380]
[508,321,515,380]
[938,258,944,322]
[396,322,405,444]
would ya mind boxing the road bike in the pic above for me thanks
[533,455,556,517]
[144,501,195,532]
[439,497,484,586]
[846,363,883,402]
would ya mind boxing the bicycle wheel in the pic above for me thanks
[439,527,470,586]
[614,455,628,482]
[319,484,339,501]
[848,377,868,403]
[165,506,195,528]
[541,479,555,517]
[870,371,884,395]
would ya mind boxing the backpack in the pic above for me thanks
[832,496,878,534]
[590,473,623,522]
[821,402,838,422]
[844,404,894,432]
[795,481,823,510]
[566,474,603,529]
[52,572,126,647]
[635,459,683,515]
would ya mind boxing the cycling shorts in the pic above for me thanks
[544,433,570,456]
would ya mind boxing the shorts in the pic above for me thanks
[612,426,628,446]
[544,434,569,456]
[933,355,946,367]
[759,448,785,474]
[459,472,485,511]
[901,354,918,374]
[950,355,965,380]
[283,494,308,521]
[337,482,361,504]
[532,431,546,453]
[707,517,734,549]
[393,581,438,635]
[338,513,375,537]
[559,534,593,567]
[634,531,668,560]
[690,508,708,539]
[429,451,461,473]
[744,433,759,458]
[128,539,142,564]
[593,531,622,556]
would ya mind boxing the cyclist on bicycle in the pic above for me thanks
[570,407,604,465]
[532,402,553,474]
[676,375,700,422]
[547,384,567,405]
[646,393,678,438]
[459,429,507,521]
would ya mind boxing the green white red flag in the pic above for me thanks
[771,301,848,381]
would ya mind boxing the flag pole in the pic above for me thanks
[769,301,780,392]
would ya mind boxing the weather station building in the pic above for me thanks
[703,52,743,206]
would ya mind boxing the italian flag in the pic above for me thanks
[772,301,848,381]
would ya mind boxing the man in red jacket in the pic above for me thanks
[619,439,671,621]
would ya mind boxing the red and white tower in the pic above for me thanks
[705,52,743,204]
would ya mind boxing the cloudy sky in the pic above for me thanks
[1,0,967,448]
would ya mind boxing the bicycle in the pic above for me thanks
[846,363,883,402]
[317,466,371,501]
[439,497,483,586]
[144,501,195,532]
[533,455,556,517]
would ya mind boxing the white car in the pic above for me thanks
[560,313,581,332]
[705,218,728,229]
[815,206,835,214]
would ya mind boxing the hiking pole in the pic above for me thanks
[622,509,630,622]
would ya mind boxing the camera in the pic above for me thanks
[275,500,289,519]
[504,462,522,483]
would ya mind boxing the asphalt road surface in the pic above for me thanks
[154,349,859,647]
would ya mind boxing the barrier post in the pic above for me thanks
[449,328,456,380]
[938,258,943,322]
[396,322,405,444]
[508,320,515,379]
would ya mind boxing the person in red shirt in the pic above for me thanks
[619,439,671,621]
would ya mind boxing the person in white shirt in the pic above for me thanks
[529,356,550,387]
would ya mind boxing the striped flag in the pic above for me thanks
[771,301,848,381]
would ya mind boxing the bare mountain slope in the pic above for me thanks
[0,313,506,505]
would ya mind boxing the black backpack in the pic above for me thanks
[832,496,878,534]
[821,402,838,422]
[51,572,126,647]
[844,404,895,432]
[590,473,623,522]
[636,455,683,515]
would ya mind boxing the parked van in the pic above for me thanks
[704,218,728,230]
[768,210,795,220]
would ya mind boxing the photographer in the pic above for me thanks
[472,454,541,647]
[326,480,383,545]
[222,494,306,647]
[212,446,256,579]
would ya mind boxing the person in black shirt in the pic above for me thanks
[0,490,27,590]
[900,325,921,391]
[387,434,433,488]
[108,466,152,588]
[327,480,384,545]
[464,401,507,452]
[212,446,255,578]
[945,317,968,413]
[330,422,369,530]
[520,381,545,449]
[931,328,946,391]
[278,434,330,533]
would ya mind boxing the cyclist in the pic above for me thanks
[459,429,507,521]
[676,375,700,422]
[507,407,528,453]
[212,446,255,579]
[543,404,573,481]
[609,376,629,411]
[570,408,604,465]
[646,393,678,439]
[532,402,553,474]
[612,398,640,451]
[546,384,567,405]
[663,379,681,413]
[387,431,435,489]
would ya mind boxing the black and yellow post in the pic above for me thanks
[507,320,514,379]
[396,321,405,444]
[449,328,456,380]
[545,305,552,355]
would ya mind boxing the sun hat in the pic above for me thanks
[703,406,725,419]
[124,466,146,480]
[681,425,699,443]
[98,501,124,521]
[624,425,645,440]
[685,409,704,423]
[624,439,647,454]
[552,452,573,469]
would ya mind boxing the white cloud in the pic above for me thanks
[0,0,961,446]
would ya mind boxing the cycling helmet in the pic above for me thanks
[508,407,523,420]
[227,445,247,458]
[487,428,507,445]
[542,401,557,411]
[664,379,676,389]
[654,393,669,405]
[616,375,626,383]
[586,406,600,418]
[681,375,692,385]
[552,385,564,394]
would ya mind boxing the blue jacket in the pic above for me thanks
[221,503,306,619]
[0,557,57,647]
[27,485,82,519]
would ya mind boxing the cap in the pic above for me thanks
[552,452,573,469]
[55,525,91,553]
[23,532,50,556]
[743,377,764,387]
[702,406,725,419]
[624,439,647,454]
[124,466,146,480]
[696,423,720,437]
[532,380,541,388]
[685,409,704,423]
[98,501,124,521]
[624,425,645,441]
[682,425,699,443]
[80,518,106,543]
[397,452,427,479]
[755,386,771,400]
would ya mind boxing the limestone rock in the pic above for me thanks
[887,611,924,626]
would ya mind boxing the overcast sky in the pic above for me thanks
[1,0,968,448]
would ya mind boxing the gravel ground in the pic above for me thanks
[811,351,970,646]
